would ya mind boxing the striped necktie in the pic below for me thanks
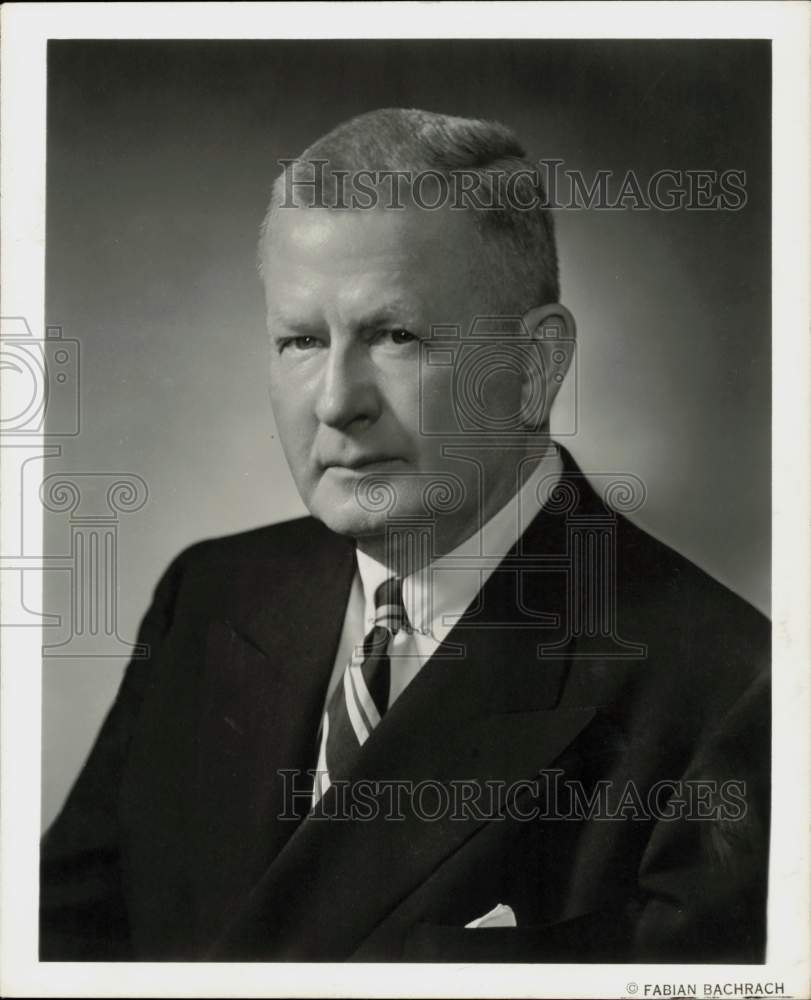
[314,577,408,803]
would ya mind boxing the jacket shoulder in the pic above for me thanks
[149,516,355,622]
[616,513,769,640]
[555,446,768,649]
[169,515,352,571]
[610,513,770,727]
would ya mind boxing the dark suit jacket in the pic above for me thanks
[40,448,770,962]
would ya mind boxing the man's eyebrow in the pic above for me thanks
[267,301,421,333]
[354,303,421,332]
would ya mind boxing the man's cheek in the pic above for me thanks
[275,425,313,489]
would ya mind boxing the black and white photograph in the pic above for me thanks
[1,3,809,998]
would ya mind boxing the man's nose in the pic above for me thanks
[314,344,381,431]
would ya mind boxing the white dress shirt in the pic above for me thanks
[311,444,564,798]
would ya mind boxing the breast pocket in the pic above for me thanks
[403,923,548,962]
[403,907,634,963]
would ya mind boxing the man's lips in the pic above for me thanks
[322,456,406,472]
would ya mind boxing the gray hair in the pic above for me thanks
[258,108,560,310]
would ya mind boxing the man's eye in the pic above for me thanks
[382,328,417,345]
[280,336,319,352]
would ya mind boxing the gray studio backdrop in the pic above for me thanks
[42,40,771,830]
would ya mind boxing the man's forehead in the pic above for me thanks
[264,203,475,263]
[262,205,483,322]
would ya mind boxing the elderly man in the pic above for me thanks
[40,109,770,963]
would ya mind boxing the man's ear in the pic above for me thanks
[519,303,577,430]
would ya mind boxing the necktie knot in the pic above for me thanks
[373,577,409,635]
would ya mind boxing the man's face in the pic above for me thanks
[262,204,529,551]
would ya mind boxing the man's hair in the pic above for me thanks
[259,108,560,311]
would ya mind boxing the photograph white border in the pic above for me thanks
[2,3,809,997]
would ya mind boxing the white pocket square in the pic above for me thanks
[465,903,517,928]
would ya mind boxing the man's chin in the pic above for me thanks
[305,476,427,540]
[307,497,390,541]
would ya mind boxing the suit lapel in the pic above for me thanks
[209,459,610,960]
[189,527,356,943]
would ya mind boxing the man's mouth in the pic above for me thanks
[323,456,406,472]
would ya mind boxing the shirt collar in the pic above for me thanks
[355,443,564,642]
